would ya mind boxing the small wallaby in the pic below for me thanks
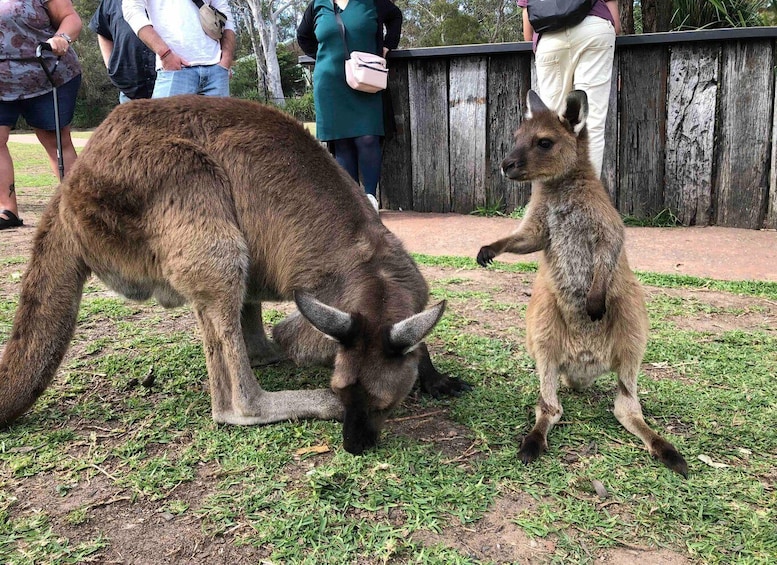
[477,89,687,477]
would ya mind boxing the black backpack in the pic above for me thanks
[527,0,594,34]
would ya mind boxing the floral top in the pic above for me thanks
[0,0,81,101]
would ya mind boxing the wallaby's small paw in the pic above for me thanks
[477,246,496,267]
[518,433,545,464]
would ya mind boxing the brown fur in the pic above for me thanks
[478,90,687,477]
[0,96,468,454]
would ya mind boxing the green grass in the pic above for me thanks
[1,146,775,564]
[1,257,776,563]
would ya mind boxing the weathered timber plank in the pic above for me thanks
[664,44,718,226]
[381,62,412,210]
[487,53,532,213]
[768,40,777,230]
[449,57,487,213]
[714,40,773,229]
[408,59,450,212]
[601,50,619,203]
[617,45,668,219]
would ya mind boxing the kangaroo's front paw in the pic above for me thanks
[421,372,473,399]
[477,246,496,267]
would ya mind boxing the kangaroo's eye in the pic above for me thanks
[537,138,553,149]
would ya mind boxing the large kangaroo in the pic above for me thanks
[0,96,469,455]
[477,90,687,477]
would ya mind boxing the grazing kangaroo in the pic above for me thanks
[0,96,469,455]
[477,90,687,477]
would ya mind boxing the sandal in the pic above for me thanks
[0,209,23,230]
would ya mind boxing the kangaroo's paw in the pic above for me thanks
[248,340,287,367]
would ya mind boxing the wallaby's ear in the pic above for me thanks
[526,89,548,119]
[387,300,446,355]
[560,90,589,135]
[294,290,357,345]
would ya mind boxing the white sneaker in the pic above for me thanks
[366,193,379,213]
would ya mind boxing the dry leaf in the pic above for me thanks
[592,479,609,499]
[294,444,330,456]
[698,454,729,469]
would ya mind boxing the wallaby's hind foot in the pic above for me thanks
[652,438,688,478]
[518,430,547,464]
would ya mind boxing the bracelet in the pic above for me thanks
[160,48,172,60]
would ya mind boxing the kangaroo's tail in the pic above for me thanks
[0,198,90,426]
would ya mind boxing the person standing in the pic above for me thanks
[122,0,235,97]
[0,0,82,230]
[297,0,402,212]
[519,0,621,177]
[89,0,156,103]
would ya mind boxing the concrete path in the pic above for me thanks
[381,211,777,283]
[11,132,775,282]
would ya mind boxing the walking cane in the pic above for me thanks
[35,42,64,181]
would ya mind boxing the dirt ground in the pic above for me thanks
[1,193,775,564]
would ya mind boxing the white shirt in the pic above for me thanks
[122,0,235,68]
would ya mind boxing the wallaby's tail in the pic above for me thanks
[0,199,90,426]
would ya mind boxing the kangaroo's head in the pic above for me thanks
[294,291,445,455]
[501,89,590,182]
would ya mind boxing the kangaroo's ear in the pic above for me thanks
[561,90,589,135]
[526,89,548,119]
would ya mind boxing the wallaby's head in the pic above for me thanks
[294,291,446,455]
[501,89,590,182]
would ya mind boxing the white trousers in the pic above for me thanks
[534,16,616,177]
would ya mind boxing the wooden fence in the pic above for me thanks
[376,28,777,229]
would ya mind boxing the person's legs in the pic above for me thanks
[153,68,200,97]
[23,74,81,179]
[200,64,230,97]
[353,135,382,197]
[0,125,20,227]
[569,17,616,177]
[33,126,77,179]
[331,138,359,183]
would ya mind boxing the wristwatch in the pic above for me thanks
[56,32,72,44]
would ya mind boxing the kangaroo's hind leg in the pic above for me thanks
[242,302,285,367]
[613,361,688,477]
[518,352,564,464]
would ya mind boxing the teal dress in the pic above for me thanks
[310,0,384,141]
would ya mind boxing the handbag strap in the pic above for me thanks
[191,0,205,7]
[332,0,350,60]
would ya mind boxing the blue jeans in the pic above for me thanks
[152,65,229,98]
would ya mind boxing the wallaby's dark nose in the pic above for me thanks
[501,155,525,179]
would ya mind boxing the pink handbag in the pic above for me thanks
[345,51,388,93]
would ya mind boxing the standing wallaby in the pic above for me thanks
[477,90,687,477]
[0,96,470,455]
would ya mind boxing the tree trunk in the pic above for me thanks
[619,0,634,35]
[243,0,286,107]
[641,0,673,32]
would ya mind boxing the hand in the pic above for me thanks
[477,246,496,267]
[46,35,70,57]
[160,51,188,71]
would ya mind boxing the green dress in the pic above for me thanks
[311,0,384,141]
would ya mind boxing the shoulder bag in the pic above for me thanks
[191,0,228,41]
[527,0,594,34]
[333,1,388,93]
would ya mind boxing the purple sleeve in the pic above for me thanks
[517,0,528,7]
